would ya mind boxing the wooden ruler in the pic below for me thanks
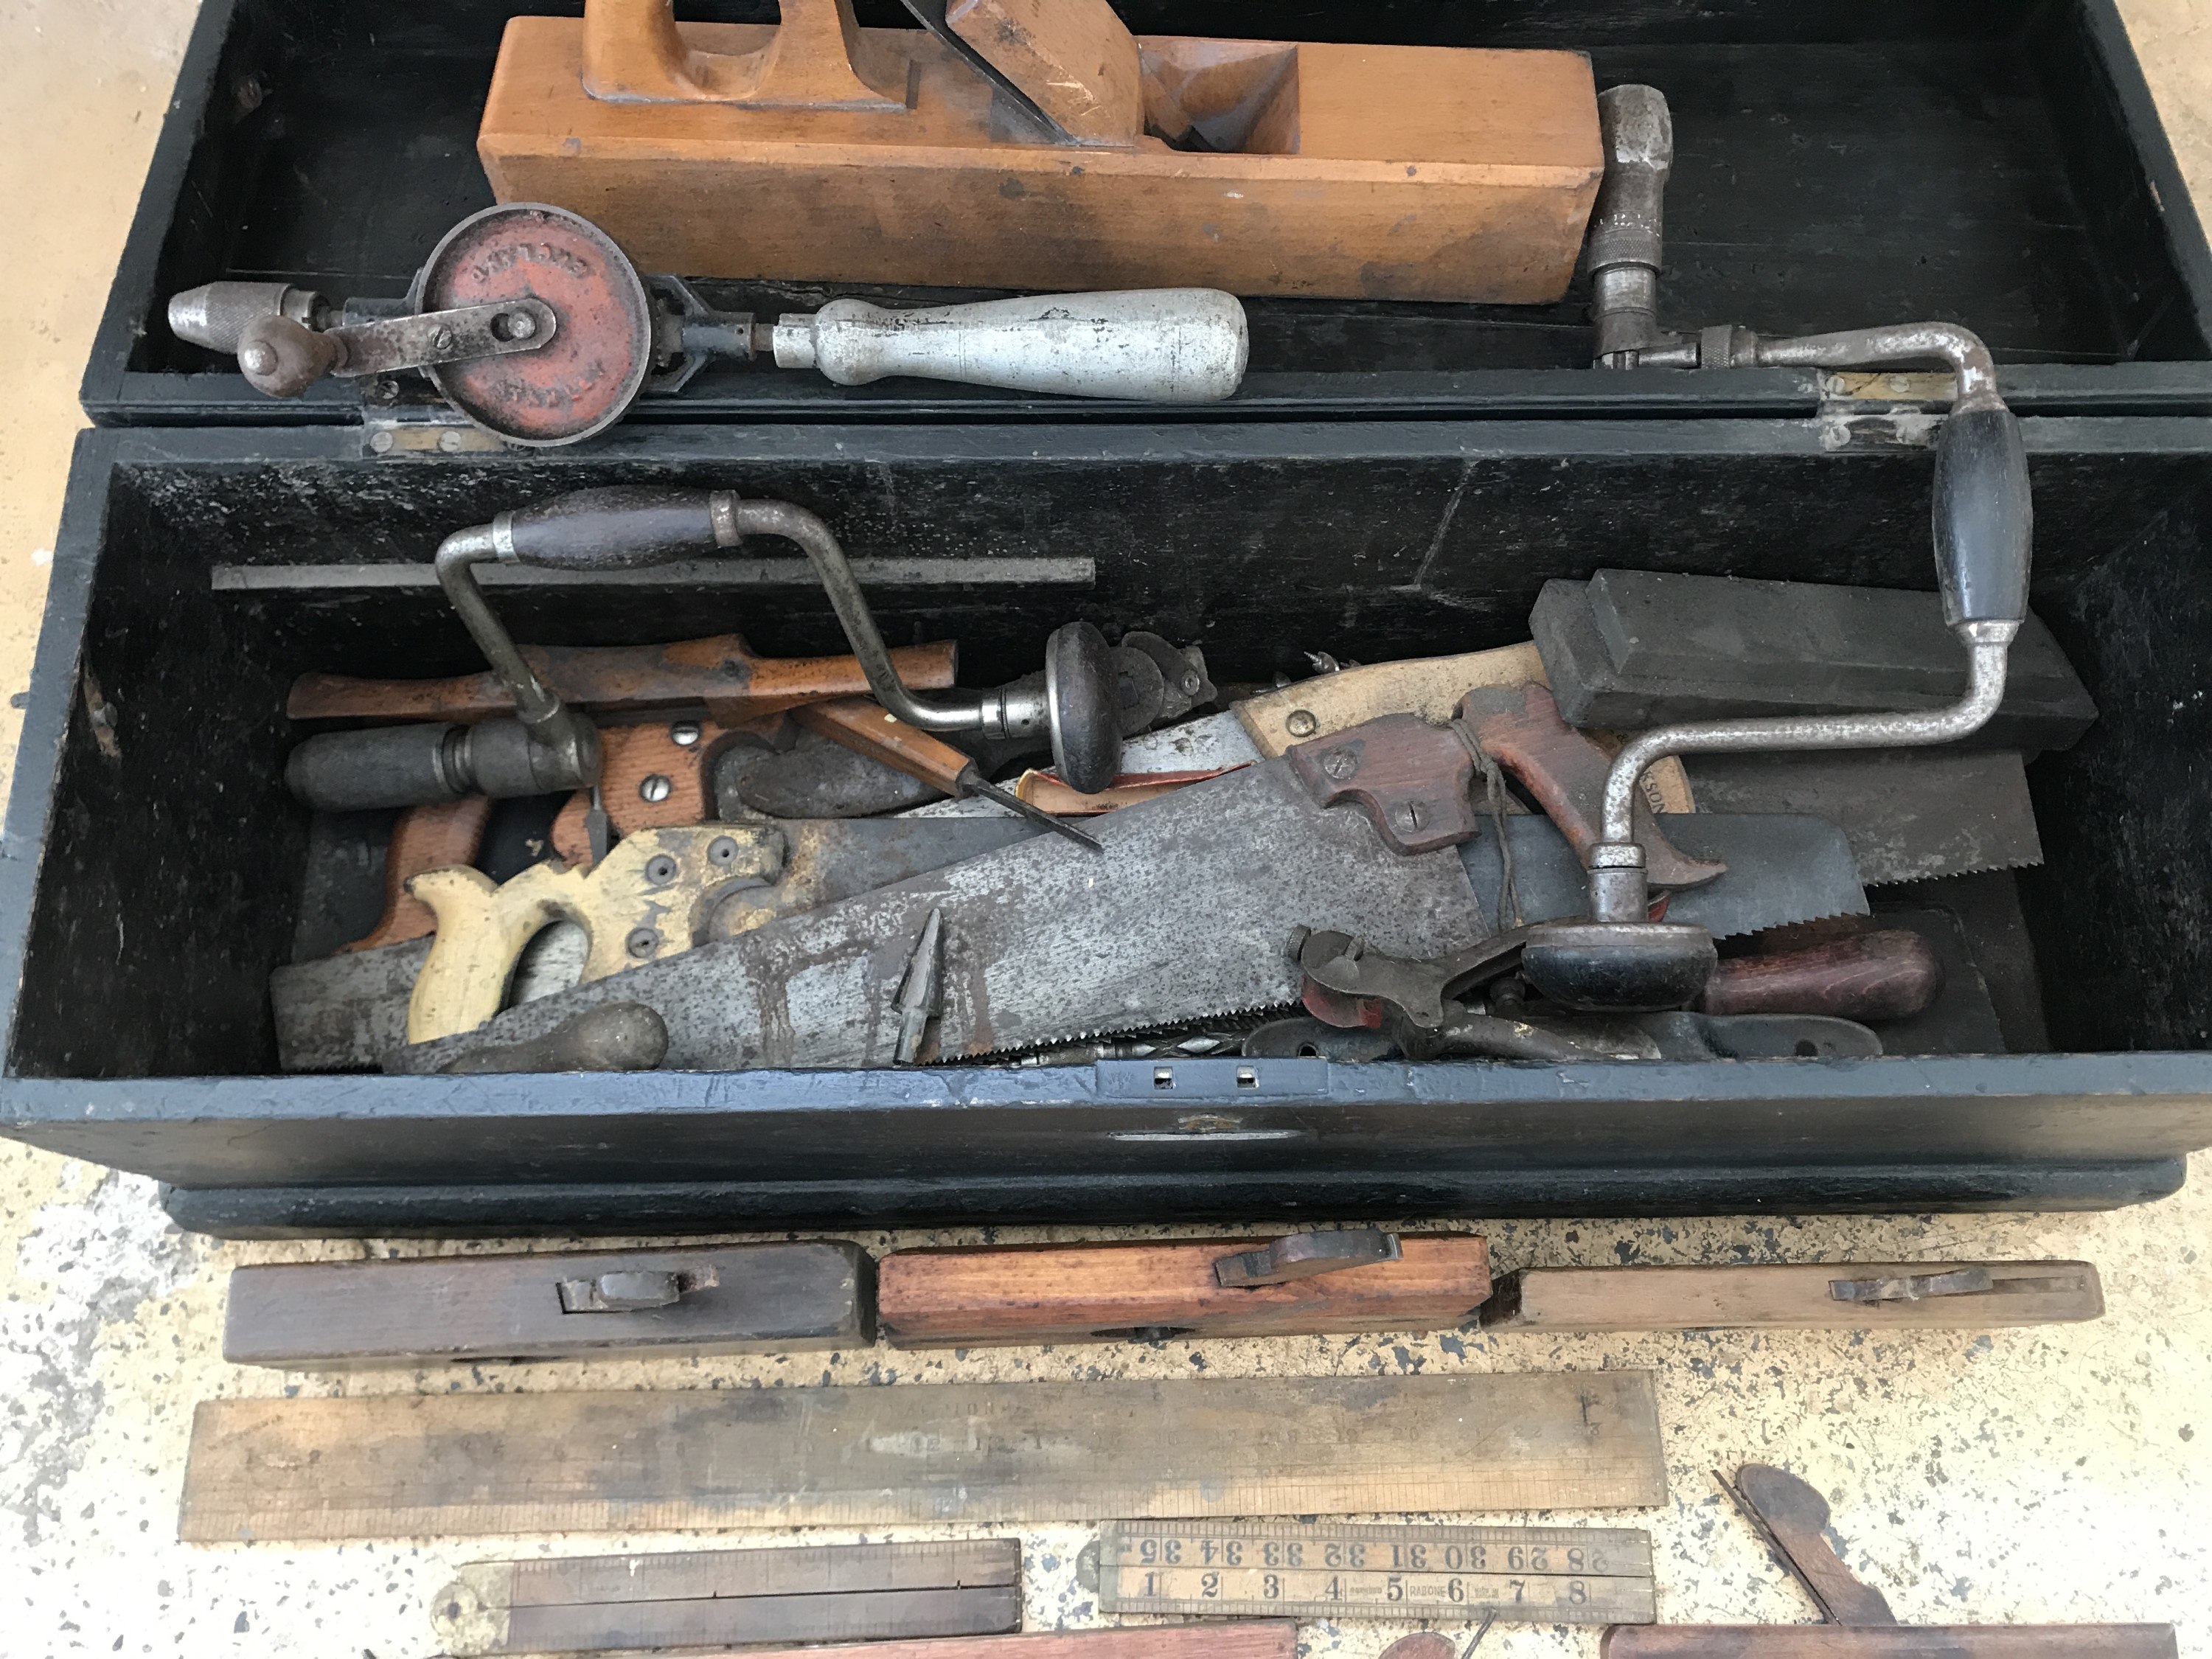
[180,1372,1663,1541]
[1088,1520,1654,1626]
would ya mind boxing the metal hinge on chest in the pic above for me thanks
[1812,369,1956,451]
[360,411,511,458]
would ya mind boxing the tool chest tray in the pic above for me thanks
[90,0,2212,428]
[7,418,2212,1235]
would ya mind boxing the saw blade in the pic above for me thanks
[394,759,1490,1074]
[1680,749,2042,887]
[1461,813,1867,939]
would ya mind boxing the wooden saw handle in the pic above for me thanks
[343,797,492,953]
[1458,681,1726,888]
[406,825,785,1043]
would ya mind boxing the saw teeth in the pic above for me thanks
[955,1002,1296,1064]
[1865,852,2043,887]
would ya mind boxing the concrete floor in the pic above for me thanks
[4,1,2212,1654]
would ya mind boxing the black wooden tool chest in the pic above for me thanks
[10,0,2212,1235]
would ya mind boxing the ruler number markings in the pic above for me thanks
[1099,1522,1654,1625]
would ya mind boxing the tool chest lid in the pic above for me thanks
[88,0,2212,434]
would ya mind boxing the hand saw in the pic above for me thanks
[392,728,1496,1074]
[271,815,1040,1071]
[1680,748,2042,886]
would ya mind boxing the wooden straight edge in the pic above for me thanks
[666,1624,1300,1659]
[1480,1263,2104,1332]
[475,1538,1020,1610]
[208,556,1096,591]
[876,1235,1491,1346]
[1601,1626,2177,1658]
[179,1372,1664,1542]
[448,1584,1023,1658]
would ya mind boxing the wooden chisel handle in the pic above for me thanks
[342,796,493,952]
[797,698,1103,851]
[288,636,959,723]
[793,697,973,794]
[1697,930,1943,1020]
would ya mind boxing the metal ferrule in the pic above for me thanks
[1587,846,1651,925]
[1599,620,2019,847]
[724,498,984,734]
[976,681,1051,742]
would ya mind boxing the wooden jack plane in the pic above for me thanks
[479,0,1605,301]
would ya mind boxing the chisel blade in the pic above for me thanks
[394,759,1490,1073]
[1461,813,1867,939]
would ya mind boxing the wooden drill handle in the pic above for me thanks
[288,637,958,725]
[1697,931,1944,1020]
[793,697,973,796]
[342,797,493,953]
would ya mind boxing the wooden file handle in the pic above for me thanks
[288,636,957,725]
[1697,931,1944,1020]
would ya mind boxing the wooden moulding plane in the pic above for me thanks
[478,0,1604,299]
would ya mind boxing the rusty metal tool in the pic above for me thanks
[1459,814,1868,941]
[1603,1465,2175,1658]
[1292,930,1882,1062]
[1213,1229,1402,1287]
[388,718,1500,1075]
[286,487,1129,814]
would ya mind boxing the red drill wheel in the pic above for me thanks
[410,202,654,447]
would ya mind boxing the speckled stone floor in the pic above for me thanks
[3,3,2211,1655]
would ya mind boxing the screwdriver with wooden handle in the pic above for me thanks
[796,698,1101,852]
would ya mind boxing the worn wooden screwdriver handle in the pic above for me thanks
[289,636,958,723]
